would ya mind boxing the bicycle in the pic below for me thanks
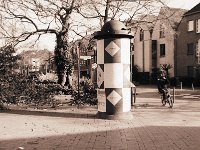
[160,88,173,108]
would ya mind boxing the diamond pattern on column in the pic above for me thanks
[105,41,120,57]
[107,90,122,106]
[97,65,104,89]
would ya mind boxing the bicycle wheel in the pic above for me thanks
[168,97,173,108]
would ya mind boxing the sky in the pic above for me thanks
[28,0,200,52]
[166,0,199,10]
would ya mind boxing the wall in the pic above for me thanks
[134,24,152,73]
[176,13,200,77]
[152,19,176,77]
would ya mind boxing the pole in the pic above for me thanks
[192,83,194,91]
[130,44,133,106]
[173,86,175,103]
[142,40,145,72]
[77,45,80,99]
[134,87,136,103]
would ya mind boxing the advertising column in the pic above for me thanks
[95,20,134,119]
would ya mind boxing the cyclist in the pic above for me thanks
[157,70,170,101]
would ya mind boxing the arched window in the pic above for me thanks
[140,29,144,41]
[160,24,165,38]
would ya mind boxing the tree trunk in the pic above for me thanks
[104,0,111,23]
[55,32,72,87]
[57,72,67,86]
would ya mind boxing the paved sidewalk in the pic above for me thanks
[0,85,200,150]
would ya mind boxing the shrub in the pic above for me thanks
[0,73,71,108]
[69,79,97,107]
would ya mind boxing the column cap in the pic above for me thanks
[94,20,133,40]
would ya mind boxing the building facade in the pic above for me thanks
[132,7,186,83]
[19,49,54,75]
[152,7,186,77]
[73,36,97,79]
[176,3,200,83]
[74,4,200,85]
[132,15,156,83]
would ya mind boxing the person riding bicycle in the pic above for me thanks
[157,70,170,100]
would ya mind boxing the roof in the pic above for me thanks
[126,15,158,32]
[138,15,158,30]
[158,7,187,29]
[20,49,53,64]
[184,3,200,16]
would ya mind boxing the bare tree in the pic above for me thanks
[77,0,166,30]
[0,0,167,87]
[0,0,87,87]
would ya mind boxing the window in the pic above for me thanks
[91,56,94,64]
[160,24,165,38]
[140,29,144,41]
[160,44,165,57]
[152,40,157,67]
[196,40,200,56]
[86,60,90,67]
[149,27,153,39]
[152,40,157,59]
[187,66,194,77]
[188,20,194,31]
[80,59,86,66]
[196,40,200,63]
[187,43,194,55]
[196,19,200,33]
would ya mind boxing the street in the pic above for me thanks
[0,85,200,150]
